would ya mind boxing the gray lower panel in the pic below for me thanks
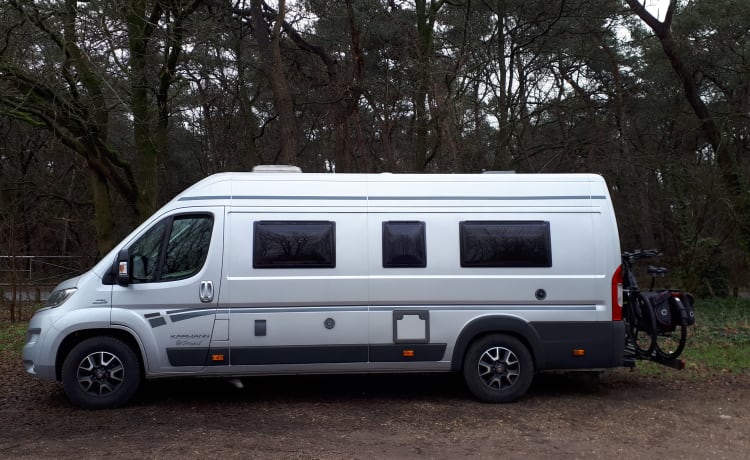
[167,344,448,367]
[231,345,369,365]
[532,321,625,369]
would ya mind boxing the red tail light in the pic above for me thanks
[612,265,623,321]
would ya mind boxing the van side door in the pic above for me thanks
[110,208,224,373]
[223,210,370,370]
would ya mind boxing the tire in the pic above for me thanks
[61,336,142,409]
[624,293,657,357]
[462,334,534,403]
[655,297,688,360]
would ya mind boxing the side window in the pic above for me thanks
[253,221,336,268]
[162,216,214,280]
[382,221,426,268]
[129,220,168,282]
[129,214,213,283]
[459,221,552,268]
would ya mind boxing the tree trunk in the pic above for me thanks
[127,0,159,219]
[89,169,115,254]
[414,0,441,172]
[492,4,512,171]
[251,0,298,166]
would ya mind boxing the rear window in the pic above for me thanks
[459,221,551,267]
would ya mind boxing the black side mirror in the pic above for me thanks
[117,249,131,287]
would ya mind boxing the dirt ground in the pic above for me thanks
[2,351,749,460]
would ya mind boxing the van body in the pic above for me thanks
[23,171,625,408]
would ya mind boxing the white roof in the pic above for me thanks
[172,171,609,208]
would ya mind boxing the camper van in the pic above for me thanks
[23,168,625,408]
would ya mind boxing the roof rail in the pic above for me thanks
[251,165,302,173]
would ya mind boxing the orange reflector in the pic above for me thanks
[402,350,415,358]
[572,349,585,357]
[211,354,225,361]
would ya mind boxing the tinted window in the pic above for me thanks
[162,217,214,280]
[459,221,551,267]
[130,214,213,283]
[382,221,426,268]
[129,220,168,282]
[253,221,336,268]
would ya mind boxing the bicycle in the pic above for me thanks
[643,265,690,360]
[621,250,659,357]
[621,249,692,361]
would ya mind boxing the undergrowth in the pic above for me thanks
[635,297,750,378]
[0,321,27,354]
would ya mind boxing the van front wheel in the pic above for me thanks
[463,334,534,403]
[62,337,141,409]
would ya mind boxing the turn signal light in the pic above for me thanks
[211,354,225,361]
[572,349,586,357]
[402,350,415,358]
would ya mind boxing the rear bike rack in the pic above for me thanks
[624,340,686,370]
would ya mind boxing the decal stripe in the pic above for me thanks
[169,310,217,323]
[148,317,167,328]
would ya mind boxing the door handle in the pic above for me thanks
[199,281,214,303]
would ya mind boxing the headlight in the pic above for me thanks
[45,288,77,308]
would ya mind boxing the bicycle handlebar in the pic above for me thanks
[622,249,663,260]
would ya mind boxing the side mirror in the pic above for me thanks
[117,249,131,287]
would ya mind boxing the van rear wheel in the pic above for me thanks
[62,336,141,409]
[463,334,534,403]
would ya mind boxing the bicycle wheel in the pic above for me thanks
[655,296,688,360]
[624,292,657,357]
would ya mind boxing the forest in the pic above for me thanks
[1,0,748,299]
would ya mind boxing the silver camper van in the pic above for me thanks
[23,169,625,408]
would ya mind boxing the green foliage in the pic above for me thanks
[0,321,27,353]
[681,297,750,374]
[638,297,750,377]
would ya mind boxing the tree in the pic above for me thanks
[0,0,204,252]
[625,0,750,260]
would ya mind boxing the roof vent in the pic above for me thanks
[251,165,302,173]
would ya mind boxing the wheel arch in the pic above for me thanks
[55,328,145,381]
[450,316,544,372]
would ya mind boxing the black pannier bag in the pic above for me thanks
[678,293,696,326]
[644,291,696,331]
[644,291,673,332]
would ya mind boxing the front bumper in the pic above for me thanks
[22,311,58,381]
